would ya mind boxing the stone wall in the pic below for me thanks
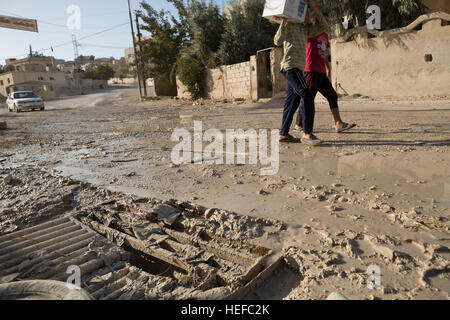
[146,78,177,97]
[422,0,450,14]
[270,47,287,96]
[205,67,225,99]
[108,77,137,85]
[330,12,450,98]
[177,56,257,100]
[223,60,253,100]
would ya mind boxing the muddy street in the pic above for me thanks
[0,88,449,300]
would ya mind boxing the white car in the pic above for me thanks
[7,91,45,112]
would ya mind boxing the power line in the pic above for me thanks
[1,22,129,61]
[77,22,129,41]
[82,44,129,49]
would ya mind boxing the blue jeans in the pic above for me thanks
[280,68,315,135]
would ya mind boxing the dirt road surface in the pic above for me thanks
[1,87,449,299]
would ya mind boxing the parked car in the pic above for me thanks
[6,91,45,112]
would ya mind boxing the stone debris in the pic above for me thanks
[327,291,349,300]
[0,167,288,300]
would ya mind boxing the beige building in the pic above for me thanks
[0,56,107,99]
[330,12,450,98]
[124,48,135,65]
[0,57,65,99]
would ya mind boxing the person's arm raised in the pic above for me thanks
[274,17,288,46]
[305,0,328,29]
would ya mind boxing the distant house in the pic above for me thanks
[0,57,65,99]
[0,56,107,99]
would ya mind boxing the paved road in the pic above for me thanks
[1,86,135,112]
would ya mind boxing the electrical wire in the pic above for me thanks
[81,44,129,49]
[1,22,130,60]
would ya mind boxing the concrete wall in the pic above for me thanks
[0,70,107,99]
[0,71,67,97]
[422,0,450,13]
[108,77,137,85]
[270,47,287,96]
[8,83,57,100]
[146,78,177,97]
[176,77,191,99]
[205,67,225,99]
[330,13,450,98]
[177,56,258,100]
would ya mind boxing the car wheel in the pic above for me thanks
[14,105,20,113]
[40,107,45,111]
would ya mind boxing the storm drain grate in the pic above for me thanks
[0,216,154,300]
[0,200,284,299]
[73,198,283,299]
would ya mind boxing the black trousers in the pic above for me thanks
[280,68,315,135]
[296,72,338,127]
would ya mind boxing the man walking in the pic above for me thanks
[295,13,356,133]
[274,0,328,146]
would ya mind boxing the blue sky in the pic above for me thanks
[0,0,227,64]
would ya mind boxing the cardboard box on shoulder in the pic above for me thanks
[262,0,308,24]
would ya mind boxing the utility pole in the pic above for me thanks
[128,0,143,99]
[72,34,83,95]
[136,13,147,98]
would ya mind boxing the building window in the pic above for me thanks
[38,76,44,81]
[50,86,54,91]
[0,80,3,86]
[50,77,55,81]
[7,78,10,84]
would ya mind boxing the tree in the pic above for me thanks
[75,56,84,65]
[217,0,278,65]
[138,0,224,98]
[137,0,189,82]
[118,57,131,79]
[89,55,95,62]
[184,0,224,67]
[316,0,425,31]
[0,65,5,74]
[172,0,224,98]
[81,64,115,80]
[176,46,205,99]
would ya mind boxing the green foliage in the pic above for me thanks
[218,0,278,65]
[75,56,84,66]
[118,57,131,79]
[137,0,188,82]
[316,0,425,30]
[176,46,205,100]
[0,65,5,74]
[81,64,115,80]
[138,0,223,98]
[185,0,224,67]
